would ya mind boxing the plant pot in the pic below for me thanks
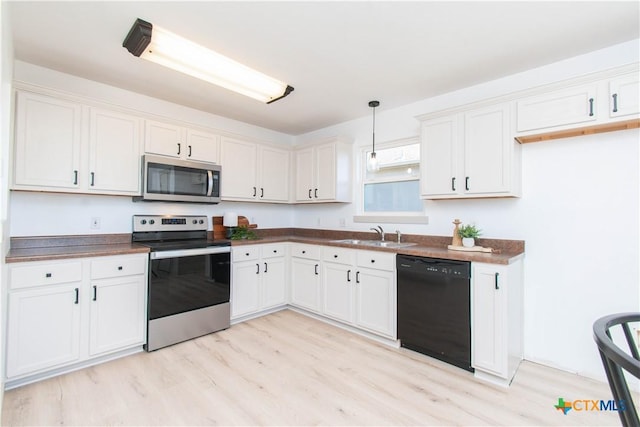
[462,237,475,248]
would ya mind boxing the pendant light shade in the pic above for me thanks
[123,18,294,104]
[367,100,380,172]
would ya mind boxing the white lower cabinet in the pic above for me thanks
[471,260,523,386]
[6,254,148,383]
[320,247,396,339]
[290,244,322,312]
[231,243,287,320]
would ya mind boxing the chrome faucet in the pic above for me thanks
[395,230,402,243]
[370,226,385,241]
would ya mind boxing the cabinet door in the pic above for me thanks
[6,284,81,378]
[231,261,261,318]
[516,84,597,132]
[315,143,337,200]
[355,268,396,338]
[89,275,146,357]
[420,115,459,197]
[88,108,142,194]
[145,120,183,158]
[610,73,640,118]
[261,257,287,309]
[464,104,511,195]
[185,129,220,163]
[259,146,290,202]
[295,147,315,201]
[290,258,320,312]
[220,137,258,200]
[472,264,507,377]
[14,92,82,189]
[322,262,354,323]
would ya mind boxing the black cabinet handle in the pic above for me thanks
[273,250,277,253]
[245,253,249,256]
[118,266,123,271]
[90,172,95,186]
[74,288,79,304]
[371,259,375,263]
[261,188,264,198]
[451,177,456,191]
[264,262,268,273]
[314,264,318,275]
[188,145,192,157]
[314,188,318,198]
[302,250,306,254]
[253,186,257,197]
[45,273,52,278]
[73,170,78,185]
[465,177,470,191]
[495,272,500,290]
[334,254,338,258]
[356,271,360,283]
[347,269,351,282]
[256,263,260,274]
[177,143,181,155]
[93,285,97,301]
[589,98,594,117]
[612,93,618,113]
[308,189,312,199]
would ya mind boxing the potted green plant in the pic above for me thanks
[458,224,481,248]
[230,226,258,240]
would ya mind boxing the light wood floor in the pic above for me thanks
[2,309,632,426]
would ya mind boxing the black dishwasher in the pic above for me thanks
[397,255,473,372]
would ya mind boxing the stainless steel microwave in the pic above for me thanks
[135,155,221,204]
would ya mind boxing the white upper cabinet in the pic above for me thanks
[220,136,290,203]
[13,92,82,190]
[420,102,520,199]
[144,120,220,163]
[13,91,143,195]
[88,108,142,194]
[294,137,352,203]
[516,83,597,133]
[515,69,640,137]
[609,72,640,119]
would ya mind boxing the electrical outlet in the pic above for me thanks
[90,217,101,230]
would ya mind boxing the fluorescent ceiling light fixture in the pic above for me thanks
[123,18,294,104]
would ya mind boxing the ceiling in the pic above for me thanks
[8,1,640,135]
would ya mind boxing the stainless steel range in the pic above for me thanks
[132,215,231,351]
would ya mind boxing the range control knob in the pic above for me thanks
[149,219,155,225]
[199,220,204,224]
[140,219,147,225]
[193,219,198,224]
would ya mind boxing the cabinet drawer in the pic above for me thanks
[356,250,395,271]
[232,246,260,261]
[323,246,355,265]
[91,256,146,280]
[261,243,286,259]
[291,243,320,260]
[10,261,82,290]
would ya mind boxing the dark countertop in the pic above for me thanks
[6,229,524,265]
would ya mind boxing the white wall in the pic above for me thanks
[294,39,640,385]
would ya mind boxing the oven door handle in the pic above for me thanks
[150,246,231,260]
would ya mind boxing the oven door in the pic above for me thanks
[148,246,230,321]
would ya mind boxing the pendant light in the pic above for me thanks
[368,100,380,172]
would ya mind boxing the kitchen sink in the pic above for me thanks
[331,239,417,248]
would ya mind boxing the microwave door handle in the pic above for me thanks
[206,170,213,197]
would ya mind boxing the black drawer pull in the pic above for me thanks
[308,189,312,199]
[371,259,375,263]
[177,143,181,155]
[74,288,79,304]
[612,93,618,113]
[314,264,318,275]
[451,177,456,191]
[73,170,78,185]
[356,271,360,283]
[117,266,123,271]
[465,176,470,191]
[347,269,351,282]
[264,262,268,273]
[302,250,306,254]
[495,272,500,290]
[45,273,52,278]
[588,98,594,116]
[90,172,95,186]
[334,254,338,258]
[256,263,260,274]
[93,285,97,301]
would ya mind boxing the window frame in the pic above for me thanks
[354,136,428,224]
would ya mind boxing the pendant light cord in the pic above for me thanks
[372,105,376,153]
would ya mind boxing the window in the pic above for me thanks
[358,137,424,221]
